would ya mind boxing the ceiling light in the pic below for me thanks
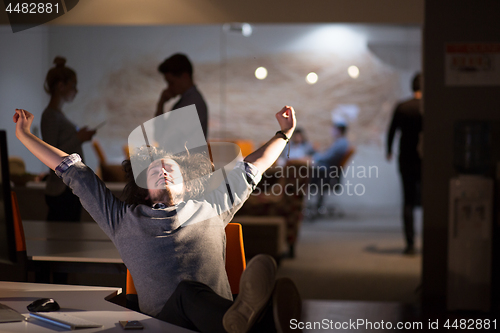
[306,72,318,84]
[255,67,268,80]
[223,23,252,37]
[348,66,360,79]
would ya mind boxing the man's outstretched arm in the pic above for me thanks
[13,109,67,170]
[14,108,127,235]
[244,106,296,174]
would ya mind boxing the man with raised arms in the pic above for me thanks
[13,106,301,333]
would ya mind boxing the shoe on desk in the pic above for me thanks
[223,254,277,333]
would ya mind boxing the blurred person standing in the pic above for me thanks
[386,73,423,255]
[41,57,96,221]
[155,53,208,139]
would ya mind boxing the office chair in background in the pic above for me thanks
[91,140,127,182]
[306,146,356,220]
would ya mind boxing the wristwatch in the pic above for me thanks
[275,130,290,143]
[276,130,291,158]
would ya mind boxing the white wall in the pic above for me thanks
[0,26,49,174]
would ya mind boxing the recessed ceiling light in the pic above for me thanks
[306,72,318,84]
[348,66,360,79]
[255,67,268,80]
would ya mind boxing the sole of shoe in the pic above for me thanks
[223,254,277,333]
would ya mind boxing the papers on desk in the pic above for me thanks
[30,312,102,330]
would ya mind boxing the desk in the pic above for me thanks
[24,221,111,242]
[24,221,122,264]
[0,281,421,333]
[0,281,194,332]
[22,221,124,282]
[14,182,126,222]
[16,224,421,332]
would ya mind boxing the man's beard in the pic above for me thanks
[149,187,178,207]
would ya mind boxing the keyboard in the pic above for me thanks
[0,303,26,323]
[30,312,103,330]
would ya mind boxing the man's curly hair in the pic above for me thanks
[122,146,213,206]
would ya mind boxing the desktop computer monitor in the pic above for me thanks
[0,130,16,265]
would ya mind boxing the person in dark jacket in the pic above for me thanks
[155,53,209,139]
[387,73,423,255]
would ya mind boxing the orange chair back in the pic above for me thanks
[233,140,254,158]
[225,222,246,294]
[126,223,246,296]
[126,269,137,295]
[11,191,26,252]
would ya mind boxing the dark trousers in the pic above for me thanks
[399,161,421,248]
[45,187,82,222]
[156,280,232,333]
[156,280,275,333]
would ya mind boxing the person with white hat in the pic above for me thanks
[308,120,350,216]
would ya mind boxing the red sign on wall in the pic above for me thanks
[445,43,500,86]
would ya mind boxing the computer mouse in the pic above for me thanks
[27,298,60,312]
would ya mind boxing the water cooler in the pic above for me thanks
[447,121,493,312]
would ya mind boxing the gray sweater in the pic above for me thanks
[58,155,261,316]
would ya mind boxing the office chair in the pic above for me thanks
[91,140,127,182]
[307,146,356,219]
[125,270,140,312]
[11,191,27,254]
[224,222,247,295]
[8,191,68,283]
[1,191,29,282]
[8,156,32,186]
[125,223,246,311]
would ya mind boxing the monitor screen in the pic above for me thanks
[0,130,16,265]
